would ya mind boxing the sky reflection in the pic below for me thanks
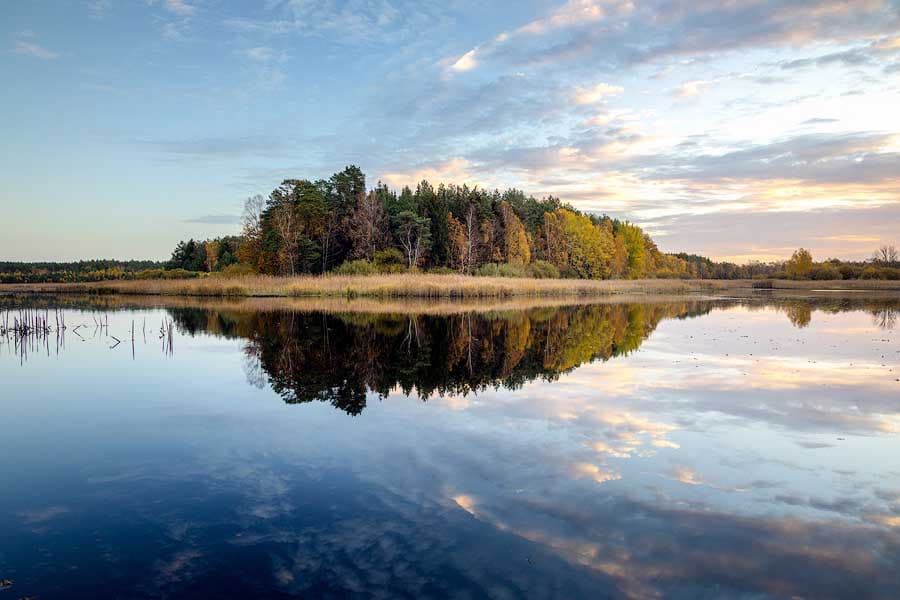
[0,296,898,599]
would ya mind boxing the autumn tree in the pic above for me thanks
[619,223,647,279]
[347,190,388,260]
[785,248,814,278]
[559,209,614,279]
[447,212,470,273]
[236,194,265,271]
[499,201,531,265]
[542,210,568,272]
[205,239,220,272]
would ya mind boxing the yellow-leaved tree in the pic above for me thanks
[499,201,531,265]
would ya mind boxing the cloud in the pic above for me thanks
[162,0,195,16]
[89,0,112,18]
[674,79,710,98]
[246,46,274,61]
[380,157,475,189]
[516,0,611,36]
[223,0,455,43]
[12,33,59,60]
[573,82,624,104]
[435,0,900,83]
[450,48,479,72]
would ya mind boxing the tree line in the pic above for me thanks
[170,165,690,280]
[674,246,900,281]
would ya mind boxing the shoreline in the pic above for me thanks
[2,274,900,299]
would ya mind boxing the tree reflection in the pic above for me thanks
[167,302,713,415]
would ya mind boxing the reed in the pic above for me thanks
[2,274,736,298]
[2,274,898,299]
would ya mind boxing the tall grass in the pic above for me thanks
[1,274,739,298]
[2,274,898,299]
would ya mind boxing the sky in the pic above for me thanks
[1,0,899,263]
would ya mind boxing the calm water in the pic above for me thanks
[1,294,898,599]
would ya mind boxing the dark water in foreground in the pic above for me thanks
[0,295,898,599]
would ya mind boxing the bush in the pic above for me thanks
[133,268,199,280]
[527,260,560,279]
[217,263,256,277]
[474,263,528,278]
[374,248,406,271]
[861,266,900,280]
[335,260,378,275]
[838,264,863,280]
[162,268,201,280]
[427,266,455,275]
[809,265,842,280]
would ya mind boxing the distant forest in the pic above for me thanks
[2,166,898,283]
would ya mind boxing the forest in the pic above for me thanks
[165,166,899,281]
[2,165,898,283]
[168,165,685,280]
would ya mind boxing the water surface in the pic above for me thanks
[1,294,898,599]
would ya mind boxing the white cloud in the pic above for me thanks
[518,0,609,36]
[674,80,710,98]
[450,48,479,72]
[574,82,624,104]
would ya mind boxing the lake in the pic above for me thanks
[1,293,898,599]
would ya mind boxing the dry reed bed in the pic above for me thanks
[3,274,738,298]
[2,274,898,299]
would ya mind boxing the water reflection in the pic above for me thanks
[0,294,898,599]
[168,302,712,415]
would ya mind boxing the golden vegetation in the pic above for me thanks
[3,274,739,298]
[4,273,898,300]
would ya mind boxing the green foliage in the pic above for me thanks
[527,260,560,279]
[334,260,379,276]
[373,248,406,273]
[860,266,900,280]
[474,263,528,278]
[217,263,256,278]
[809,264,842,280]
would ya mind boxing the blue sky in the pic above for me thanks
[2,0,899,262]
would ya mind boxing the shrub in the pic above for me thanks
[527,260,560,279]
[162,268,201,280]
[838,264,863,280]
[335,260,378,275]
[809,265,842,280]
[474,263,528,278]
[374,248,405,268]
[218,263,256,277]
[861,266,900,280]
[133,268,199,280]
[427,266,455,275]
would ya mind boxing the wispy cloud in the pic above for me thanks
[12,32,59,60]
[573,82,624,104]
[674,80,710,98]
[161,0,195,17]
[89,0,112,19]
